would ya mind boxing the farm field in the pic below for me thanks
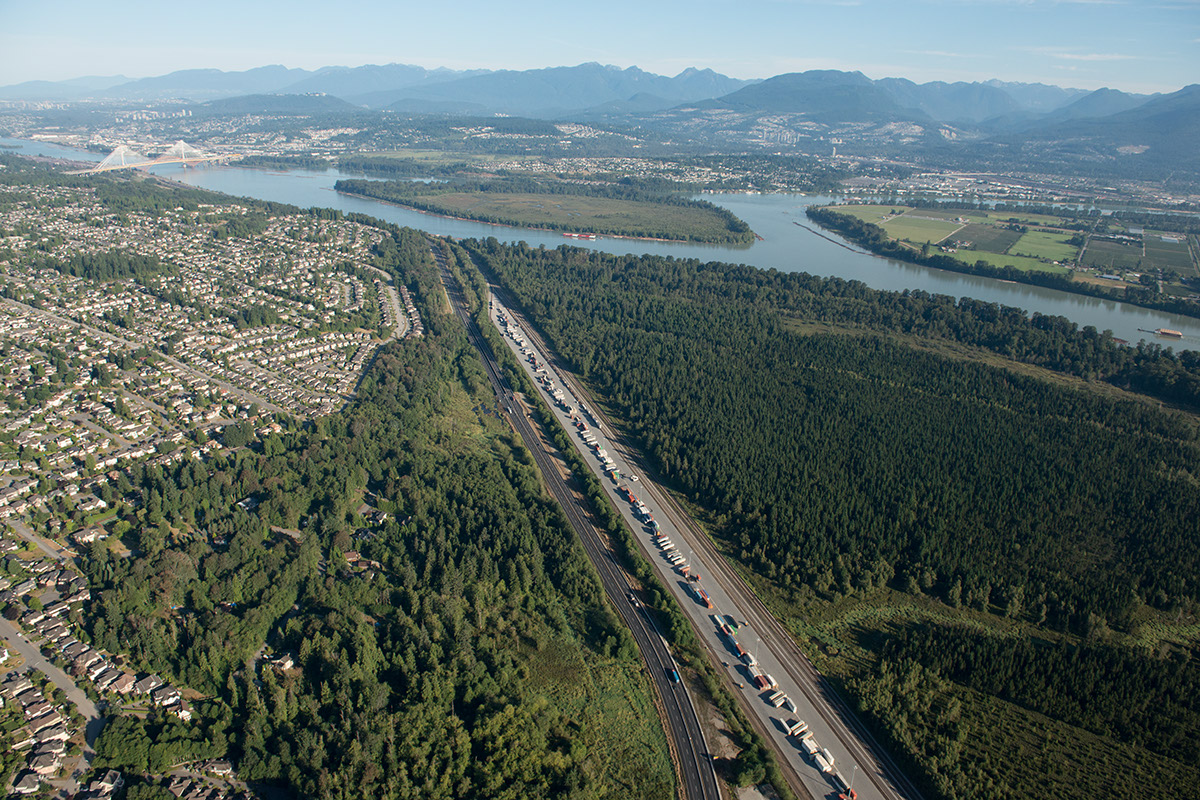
[828,204,902,223]
[1083,238,1144,271]
[1010,230,1079,262]
[880,215,963,244]
[1144,232,1196,273]
[954,223,1021,252]
[904,208,991,224]
[967,250,1071,274]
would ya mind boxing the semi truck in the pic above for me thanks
[784,719,808,737]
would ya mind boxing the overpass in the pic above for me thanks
[67,141,237,174]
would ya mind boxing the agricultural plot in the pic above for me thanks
[881,215,963,244]
[965,250,1071,274]
[1144,232,1196,274]
[829,204,907,223]
[992,211,1073,228]
[1083,238,1144,271]
[953,224,1021,253]
[1010,230,1079,263]
[908,208,991,225]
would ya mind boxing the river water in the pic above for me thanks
[6,136,1199,348]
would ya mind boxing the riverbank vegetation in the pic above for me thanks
[335,175,755,244]
[468,237,1200,800]
[85,220,674,799]
[807,203,1200,318]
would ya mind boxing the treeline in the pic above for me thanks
[335,177,755,244]
[38,249,169,282]
[338,155,470,178]
[236,154,334,171]
[468,238,1200,624]
[885,624,1200,768]
[807,205,1200,318]
[85,222,671,798]
[478,239,1200,408]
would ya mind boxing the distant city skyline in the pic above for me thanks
[1,0,1196,94]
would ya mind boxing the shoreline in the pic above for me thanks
[805,205,1200,322]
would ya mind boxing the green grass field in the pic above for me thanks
[409,190,749,241]
[905,208,992,225]
[954,223,1021,253]
[829,204,907,224]
[962,250,1072,274]
[1010,230,1079,263]
[881,215,964,244]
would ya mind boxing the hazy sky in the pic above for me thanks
[2,0,1196,93]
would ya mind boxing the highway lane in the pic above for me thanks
[432,245,722,800]
[480,274,921,800]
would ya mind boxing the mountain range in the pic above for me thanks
[0,61,1167,128]
[2,62,1193,179]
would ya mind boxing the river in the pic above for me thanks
[5,136,1199,348]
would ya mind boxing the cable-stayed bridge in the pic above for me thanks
[67,141,236,174]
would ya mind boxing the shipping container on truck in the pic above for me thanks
[752,674,770,691]
[697,589,714,609]
[740,650,757,666]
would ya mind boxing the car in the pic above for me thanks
[627,591,641,608]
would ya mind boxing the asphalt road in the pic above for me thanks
[433,245,722,800]
[480,272,923,800]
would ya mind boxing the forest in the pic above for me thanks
[334,176,755,244]
[84,221,674,799]
[466,237,1200,800]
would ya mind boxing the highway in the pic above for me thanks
[478,269,923,800]
[432,245,722,800]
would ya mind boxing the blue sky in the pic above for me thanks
[1,0,1196,93]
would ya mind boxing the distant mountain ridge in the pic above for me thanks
[0,62,1162,129]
